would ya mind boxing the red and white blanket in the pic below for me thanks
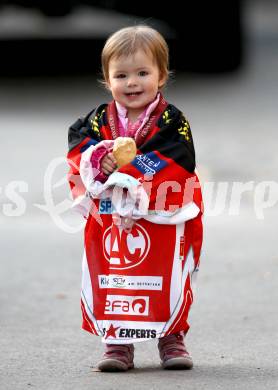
[67,96,203,343]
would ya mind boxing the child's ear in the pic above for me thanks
[105,80,111,91]
[158,73,167,88]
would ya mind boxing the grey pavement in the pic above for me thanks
[1,1,278,389]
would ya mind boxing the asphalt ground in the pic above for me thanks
[1,1,278,389]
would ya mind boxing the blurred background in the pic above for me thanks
[1,1,278,389]
[0,0,242,75]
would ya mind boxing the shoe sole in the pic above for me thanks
[161,357,193,370]
[97,358,134,372]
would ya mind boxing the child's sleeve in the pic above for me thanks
[153,112,196,174]
[174,114,196,173]
[67,110,99,202]
[90,146,108,183]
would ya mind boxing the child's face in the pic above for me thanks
[107,50,165,117]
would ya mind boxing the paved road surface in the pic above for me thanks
[1,1,278,389]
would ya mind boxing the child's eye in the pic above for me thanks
[138,71,148,76]
[115,74,126,79]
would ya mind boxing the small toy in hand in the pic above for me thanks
[112,137,137,168]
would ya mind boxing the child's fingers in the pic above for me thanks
[100,152,117,175]
[105,154,116,167]
[107,153,117,165]
[101,159,116,175]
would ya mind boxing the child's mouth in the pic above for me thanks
[126,92,142,96]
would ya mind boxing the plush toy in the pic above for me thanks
[112,137,137,168]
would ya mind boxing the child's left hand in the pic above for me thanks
[100,152,117,175]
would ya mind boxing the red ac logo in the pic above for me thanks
[103,223,150,269]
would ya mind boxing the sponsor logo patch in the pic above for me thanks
[119,328,156,338]
[103,223,150,269]
[132,152,167,175]
[99,275,163,290]
[105,295,149,316]
[99,199,114,214]
[103,326,157,339]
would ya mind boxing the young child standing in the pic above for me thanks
[67,25,203,372]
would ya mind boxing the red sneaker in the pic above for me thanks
[158,332,193,370]
[97,344,134,372]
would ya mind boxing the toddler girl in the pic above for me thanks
[67,25,203,371]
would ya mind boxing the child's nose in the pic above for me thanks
[127,76,138,87]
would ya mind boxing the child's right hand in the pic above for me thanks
[100,152,117,175]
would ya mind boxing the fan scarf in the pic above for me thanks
[67,95,203,344]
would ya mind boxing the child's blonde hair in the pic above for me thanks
[101,25,169,88]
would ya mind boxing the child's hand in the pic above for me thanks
[100,152,117,175]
